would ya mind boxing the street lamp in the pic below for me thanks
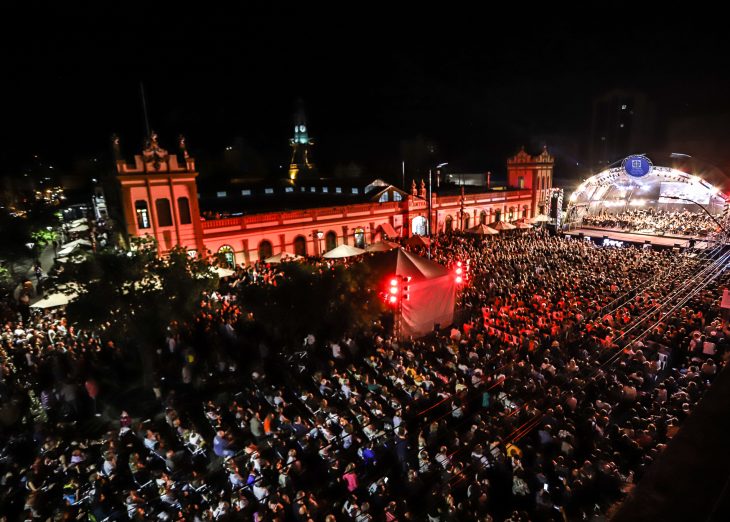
[428,162,448,259]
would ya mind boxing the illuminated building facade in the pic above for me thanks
[115,135,552,265]
[506,146,555,216]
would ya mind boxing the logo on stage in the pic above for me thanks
[623,155,652,178]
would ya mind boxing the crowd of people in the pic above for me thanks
[582,208,719,237]
[1,229,729,521]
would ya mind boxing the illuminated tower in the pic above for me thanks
[115,132,205,255]
[289,104,316,181]
[507,146,554,217]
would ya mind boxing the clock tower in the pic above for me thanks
[288,103,316,181]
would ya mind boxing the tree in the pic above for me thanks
[51,238,219,382]
[235,261,385,351]
[0,212,35,279]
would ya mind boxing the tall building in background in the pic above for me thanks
[589,89,654,169]
[288,103,316,181]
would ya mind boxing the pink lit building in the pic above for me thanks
[113,134,553,265]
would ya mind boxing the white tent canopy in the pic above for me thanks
[30,284,80,309]
[68,224,89,233]
[66,218,87,228]
[489,221,517,231]
[55,253,86,264]
[530,214,552,223]
[322,244,366,259]
[366,240,400,252]
[212,266,235,278]
[57,239,92,257]
[264,252,303,264]
[465,224,500,235]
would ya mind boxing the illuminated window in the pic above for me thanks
[352,188,359,194]
[293,235,307,256]
[518,176,525,189]
[310,187,316,192]
[379,192,389,203]
[241,189,252,196]
[218,245,235,267]
[258,240,273,261]
[135,200,150,229]
[285,187,294,193]
[336,187,342,193]
[216,191,227,198]
[393,192,403,202]
[322,187,328,193]
[177,197,191,224]
[354,228,366,248]
[265,188,274,194]
[156,199,173,227]
[325,231,337,251]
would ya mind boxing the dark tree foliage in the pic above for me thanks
[51,238,218,366]
[236,261,386,351]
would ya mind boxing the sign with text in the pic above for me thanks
[623,155,652,178]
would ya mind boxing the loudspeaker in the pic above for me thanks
[549,193,560,219]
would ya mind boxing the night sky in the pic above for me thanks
[3,6,730,188]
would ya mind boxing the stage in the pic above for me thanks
[565,227,711,249]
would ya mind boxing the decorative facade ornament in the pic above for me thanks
[142,130,169,171]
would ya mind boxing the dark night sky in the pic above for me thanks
[3,6,730,187]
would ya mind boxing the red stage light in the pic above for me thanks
[456,267,463,275]
[455,276,463,284]
[389,287,398,295]
[389,295,398,304]
[390,278,398,287]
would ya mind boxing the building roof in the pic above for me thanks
[198,178,411,217]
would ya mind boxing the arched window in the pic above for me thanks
[392,192,403,202]
[480,210,487,225]
[258,240,273,261]
[411,217,427,236]
[522,206,528,218]
[378,192,389,203]
[518,176,525,189]
[509,207,515,221]
[156,198,173,227]
[177,197,191,224]
[135,200,150,229]
[353,228,366,248]
[218,245,235,267]
[494,210,502,222]
[325,231,337,252]
[445,215,453,233]
[463,214,470,230]
[293,235,307,257]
